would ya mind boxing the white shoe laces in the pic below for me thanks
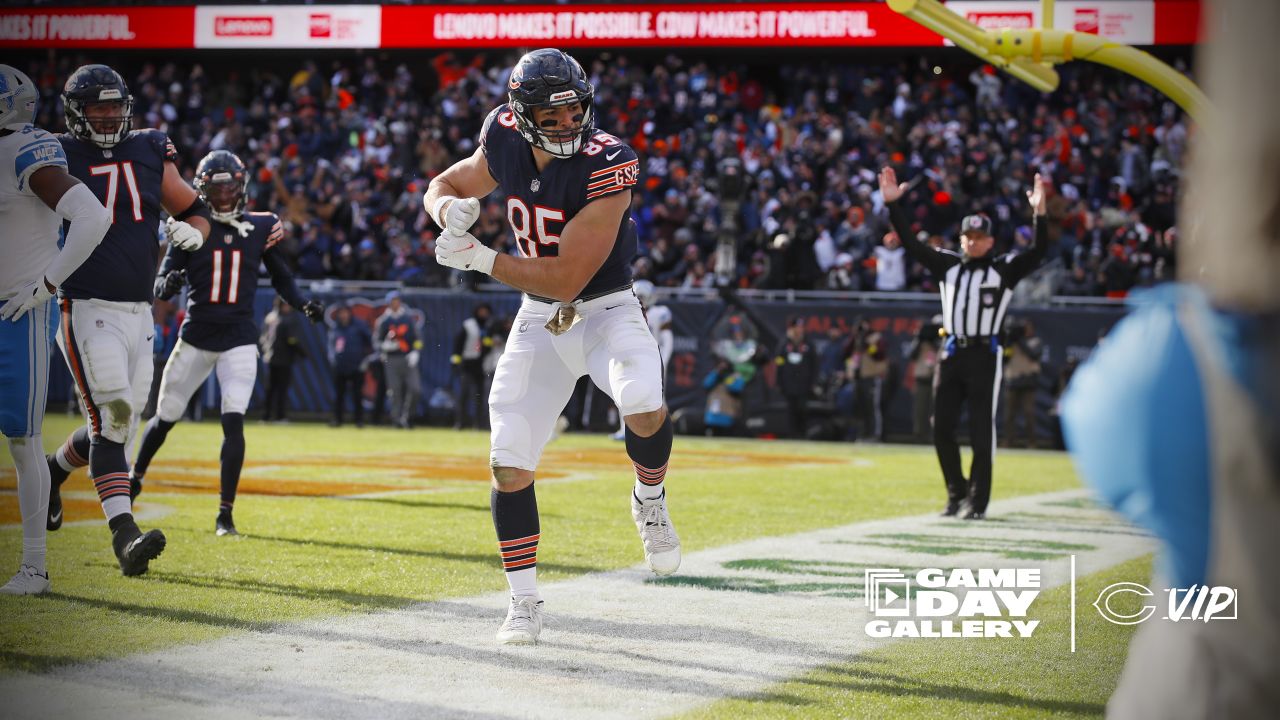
[637,498,679,553]
[501,596,543,634]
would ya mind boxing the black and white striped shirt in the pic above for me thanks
[888,204,1047,340]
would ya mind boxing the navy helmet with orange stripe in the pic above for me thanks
[507,48,595,159]
[194,150,248,223]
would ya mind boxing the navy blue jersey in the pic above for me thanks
[159,212,305,352]
[58,128,174,302]
[480,105,639,299]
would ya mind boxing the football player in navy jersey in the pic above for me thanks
[45,64,211,576]
[424,48,679,645]
[130,150,323,536]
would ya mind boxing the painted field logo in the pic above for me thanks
[864,567,1041,639]
[1093,582,1237,625]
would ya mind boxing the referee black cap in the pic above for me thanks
[960,213,993,237]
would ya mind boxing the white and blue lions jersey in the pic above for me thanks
[0,123,62,438]
[480,104,639,299]
[0,123,67,299]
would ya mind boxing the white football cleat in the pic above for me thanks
[496,595,544,645]
[632,490,681,576]
[0,565,50,595]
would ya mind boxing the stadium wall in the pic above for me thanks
[43,291,1123,443]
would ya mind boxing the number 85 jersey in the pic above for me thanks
[481,104,640,299]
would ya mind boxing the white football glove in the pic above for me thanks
[407,350,420,368]
[431,196,480,235]
[435,230,497,275]
[166,217,205,252]
[0,277,54,322]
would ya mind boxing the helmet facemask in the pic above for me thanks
[197,172,247,223]
[512,92,595,159]
[66,96,134,148]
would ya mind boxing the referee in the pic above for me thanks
[879,167,1048,519]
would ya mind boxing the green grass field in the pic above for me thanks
[0,414,1147,718]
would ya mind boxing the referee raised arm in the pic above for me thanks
[879,167,1048,519]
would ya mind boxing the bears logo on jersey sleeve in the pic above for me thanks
[580,132,639,203]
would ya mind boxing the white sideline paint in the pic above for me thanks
[1,490,1154,719]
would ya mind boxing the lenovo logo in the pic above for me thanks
[965,12,1034,30]
[214,16,273,37]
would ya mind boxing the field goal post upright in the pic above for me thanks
[887,0,1209,123]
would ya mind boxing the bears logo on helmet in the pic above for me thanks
[507,48,595,159]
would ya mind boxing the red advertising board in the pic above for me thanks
[0,7,194,48]
[0,2,1199,50]
[1154,0,1201,44]
[381,3,939,48]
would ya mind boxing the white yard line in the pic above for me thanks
[1,489,1154,720]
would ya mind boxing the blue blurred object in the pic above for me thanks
[1061,284,1210,587]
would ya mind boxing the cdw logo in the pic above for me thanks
[310,14,332,38]
[1093,582,1237,625]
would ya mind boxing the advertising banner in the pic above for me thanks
[0,7,194,48]
[2,2,1199,49]
[194,5,381,49]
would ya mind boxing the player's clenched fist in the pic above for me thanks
[435,230,497,275]
[166,217,205,252]
[429,195,480,236]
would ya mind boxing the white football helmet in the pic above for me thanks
[633,279,656,308]
[0,65,39,128]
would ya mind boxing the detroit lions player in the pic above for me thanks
[424,48,679,645]
[0,65,110,594]
[130,150,323,536]
[44,64,210,577]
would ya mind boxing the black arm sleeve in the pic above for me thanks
[262,248,308,310]
[172,195,211,224]
[1002,215,1050,285]
[888,202,955,277]
[153,243,190,299]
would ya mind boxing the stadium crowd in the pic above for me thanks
[20,49,1189,297]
